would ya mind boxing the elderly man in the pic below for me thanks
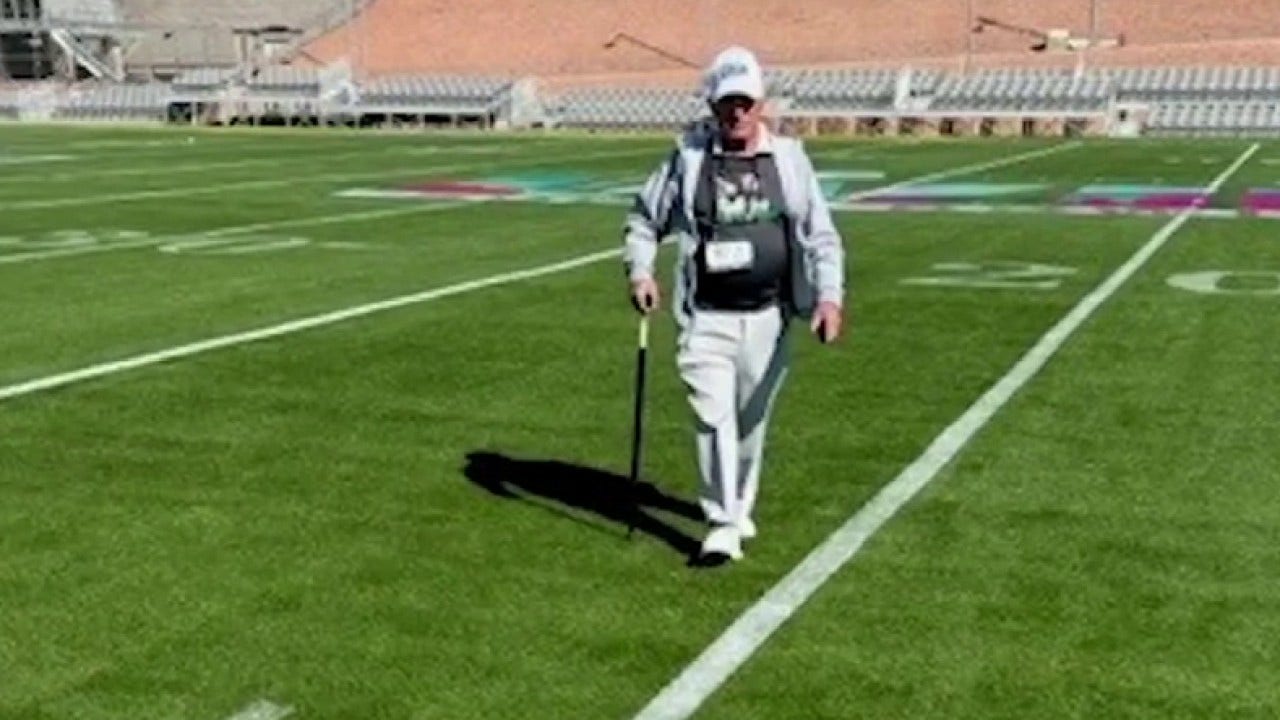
[621,46,847,563]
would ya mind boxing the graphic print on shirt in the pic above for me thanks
[715,168,783,226]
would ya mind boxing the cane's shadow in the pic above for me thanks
[462,451,702,557]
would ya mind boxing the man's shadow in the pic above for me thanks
[462,450,703,558]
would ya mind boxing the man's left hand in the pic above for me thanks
[810,301,843,344]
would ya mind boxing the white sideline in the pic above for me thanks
[0,138,1079,399]
[0,248,622,402]
[630,143,1260,720]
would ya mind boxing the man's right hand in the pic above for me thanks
[630,277,661,314]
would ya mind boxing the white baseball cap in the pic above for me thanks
[703,46,765,102]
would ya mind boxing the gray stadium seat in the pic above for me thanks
[357,74,513,114]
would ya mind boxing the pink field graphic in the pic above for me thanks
[1062,185,1210,211]
[1242,189,1280,215]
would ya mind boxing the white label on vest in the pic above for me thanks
[705,240,754,273]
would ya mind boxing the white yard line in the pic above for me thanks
[0,146,652,212]
[0,248,621,402]
[848,141,1081,200]
[630,143,1260,720]
[223,699,294,720]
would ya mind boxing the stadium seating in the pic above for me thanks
[245,65,321,95]
[547,86,702,130]
[51,81,168,119]
[0,81,63,120]
[545,66,1116,129]
[929,69,1112,113]
[784,69,900,112]
[171,67,238,91]
[1147,100,1280,136]
[539,63,1280,133]
[1107,66,1280,101]
[3,60,1279,136]
[358,74,512,113]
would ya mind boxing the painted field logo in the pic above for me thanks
[1242,189,1280,216]
[1064,185,1209,210]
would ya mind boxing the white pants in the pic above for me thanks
[677,305,790,528]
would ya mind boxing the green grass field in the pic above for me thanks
[2,124,1279,720]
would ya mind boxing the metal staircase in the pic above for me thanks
[49,27,123,81]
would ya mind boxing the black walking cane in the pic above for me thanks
[626,314,650,539]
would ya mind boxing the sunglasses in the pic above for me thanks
[712,94,758,114]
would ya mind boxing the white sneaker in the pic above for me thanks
[737,517,757,541]
[700,524,743,562]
